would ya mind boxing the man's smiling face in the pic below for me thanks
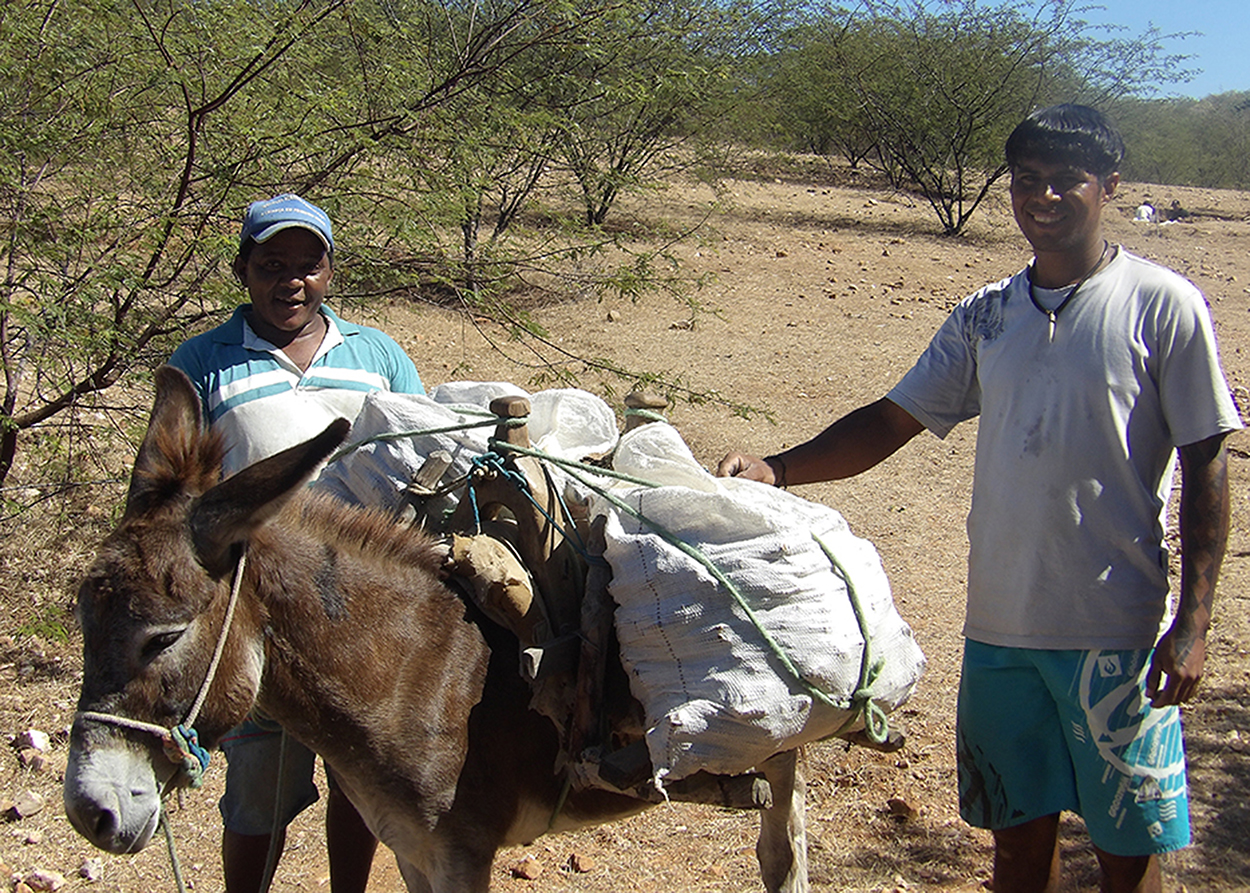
[238,227,333,341]
[1010,158,1119,258]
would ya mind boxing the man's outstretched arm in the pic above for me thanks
[717,397,924,485]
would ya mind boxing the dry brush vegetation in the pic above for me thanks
[2,158,1249,892]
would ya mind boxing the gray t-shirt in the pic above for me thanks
[888,249,1242,650]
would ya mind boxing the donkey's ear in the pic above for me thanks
[187,419,351,578]
[124,366,205,518]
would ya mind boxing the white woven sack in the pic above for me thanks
[528,388,620,462]
[314,383,619,515]
[596,423,925,788]
[429,380,529,409]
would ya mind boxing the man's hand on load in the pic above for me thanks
[716,452,781,485]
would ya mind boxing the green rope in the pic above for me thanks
[159,812,189,893]
[325,413,527,465]
[624,407,669,425]
[489,439,665,490]
[812,533,891,744]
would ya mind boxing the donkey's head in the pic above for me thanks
[64,365,348,854]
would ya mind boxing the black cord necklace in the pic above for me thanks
[1027,240,1113,342]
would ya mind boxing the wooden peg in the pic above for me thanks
[623,391,669,431]
[490,395,531,447]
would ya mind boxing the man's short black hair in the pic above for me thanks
[1005,104,1125,179]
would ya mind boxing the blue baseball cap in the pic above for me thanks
[239,194,334,254]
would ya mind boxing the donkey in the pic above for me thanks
[64,366,808,892]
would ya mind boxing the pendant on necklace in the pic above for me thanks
[1029,241,1112,344]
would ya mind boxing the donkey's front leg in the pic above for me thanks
[757,748,809,893]
[396,858,432,893]
[397,856,493,893]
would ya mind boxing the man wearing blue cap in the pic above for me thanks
[170,194,424,892]
[172,194,424,478]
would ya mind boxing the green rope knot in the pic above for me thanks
[858,697,891,744]
[847,658,890,744]
[812,531,895,746]
[164,725,210,788]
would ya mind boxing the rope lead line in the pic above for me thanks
[159,813,189,893]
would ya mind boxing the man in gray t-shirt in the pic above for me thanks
[719,105,1240,892]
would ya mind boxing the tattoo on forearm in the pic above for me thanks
[1178,437,1230,637]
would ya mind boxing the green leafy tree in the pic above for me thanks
[0,0,571,490]
[0,0,773,496]
[1116,92,1250,190]
[763,22,878,165]
[1113,97,1203,185]
[0,0,351,488]
[549,0,765,226]
[1196,94,1250,189]
[762,0,1197,234]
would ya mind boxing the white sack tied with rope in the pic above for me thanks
[593,422,925,789]
[313,383,619,516]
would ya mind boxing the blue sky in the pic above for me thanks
[1080,1,1248,98]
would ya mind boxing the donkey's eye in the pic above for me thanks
[141,629,185,662]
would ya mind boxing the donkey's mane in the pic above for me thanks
[287,490,447,575]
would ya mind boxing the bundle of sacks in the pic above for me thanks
[320,386,925,790]
[598,421,924,789]
[313,382,619,516]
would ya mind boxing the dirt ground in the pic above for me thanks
[3,159,1250,893]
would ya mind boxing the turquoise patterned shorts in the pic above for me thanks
[957,640,1190,855]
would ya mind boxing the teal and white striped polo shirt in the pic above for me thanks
[169,305,423,477]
